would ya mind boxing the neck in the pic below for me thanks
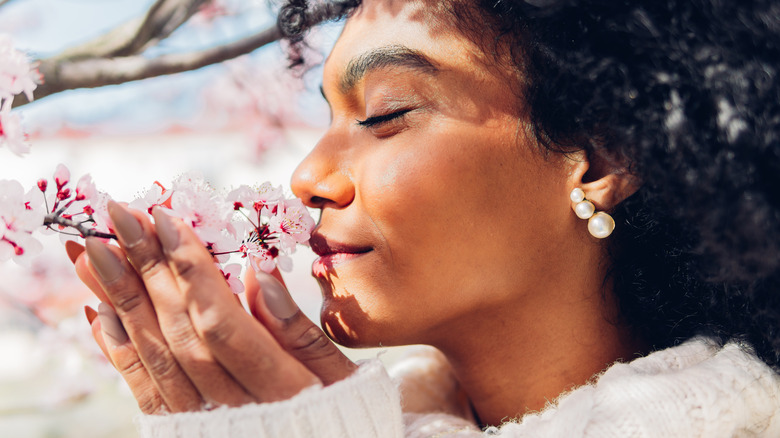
[432,271,645,427]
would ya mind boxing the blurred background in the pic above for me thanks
[0,1,407,436]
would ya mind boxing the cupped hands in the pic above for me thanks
[67,201,356,414]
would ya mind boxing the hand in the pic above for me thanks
[68,201,356,414]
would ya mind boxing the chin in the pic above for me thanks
[318,292,411,349]
[319,296,384,348]
[314,268,420,348]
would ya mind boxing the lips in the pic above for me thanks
[309,233,372,257]
[309,233,372,274]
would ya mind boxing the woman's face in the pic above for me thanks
[291,0,581,348]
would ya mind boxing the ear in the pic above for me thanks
[566,149,641,211]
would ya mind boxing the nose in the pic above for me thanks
[291,133,355,209]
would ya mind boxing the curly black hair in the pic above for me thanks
[277,0,780,369]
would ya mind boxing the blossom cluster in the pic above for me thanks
[0,165,315,294]
[129,173,315,293]
[0,34,41,156]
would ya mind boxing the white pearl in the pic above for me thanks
[574,200,595,219]
[588,212,615,238]
[570,188,585,203]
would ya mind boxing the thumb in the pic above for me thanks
[245,268,357,385]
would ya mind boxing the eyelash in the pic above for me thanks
[356,108,412,128]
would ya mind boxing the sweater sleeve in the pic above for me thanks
[134,359,404,438]
[134,339,780,438]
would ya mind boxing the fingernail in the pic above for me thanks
[256,271,298,320]
[65,240,85,264]
[84,305,98,324]
[108,201,144,247]
[152,207,179,251]
[85,237,124,283]
[98,302,128,347]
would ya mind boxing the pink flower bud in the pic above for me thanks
[37,179,47,192]
[54,164,70,189]
[75,174,96,202]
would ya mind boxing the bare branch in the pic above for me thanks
[116,0,210,56]
[54,18,145,61]
[54,0,207,61]
[14,25,282,107]
[0,0,17,8]
[13,2,347,107]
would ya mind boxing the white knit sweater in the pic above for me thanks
[135,338,780,437]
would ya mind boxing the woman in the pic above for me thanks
[68,0,780,436]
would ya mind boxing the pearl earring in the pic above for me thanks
[569,188,615,239]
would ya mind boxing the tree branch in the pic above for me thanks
[14,25,282,107]
[115,0,210,56]
[43,214,116,240]
[54,0,208,61]
[0,0,17,8]
[13,2,347,107]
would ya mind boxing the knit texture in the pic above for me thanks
[136,338,780,437]
[135,359,403,438]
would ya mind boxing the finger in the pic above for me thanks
[68,241,109,304]
[86,305,112,364]
[84,237,202,412]
[93,303,168,414]
[109,202,254,406]
[153,209,321,401]
[246,268,357,385]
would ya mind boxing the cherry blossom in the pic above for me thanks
[269,198,316,252]
[219,263,245,294]
[0,34,40,103]
[128,181,172,214]
[1,164,314,293]
[168,172,234,245]
[0,180,45,263]
[74,175,97,202]
[0,34,40,157]
[0,106,29,156]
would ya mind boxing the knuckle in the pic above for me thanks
[164,321,203,356]
[117,355,146,377]
[290,325,339,362]
[115,356,166,414]
[112,291,145,315]
[136,254,169,283]
[144,349,181,382]
[137,393,164,415]
[172,256,199,281]
[197,312,234,347]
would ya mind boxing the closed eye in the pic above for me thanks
[356,108,412,127]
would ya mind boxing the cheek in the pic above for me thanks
[324,121,574,346]
[362,125,568,297]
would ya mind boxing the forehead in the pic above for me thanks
[323,0,483,82]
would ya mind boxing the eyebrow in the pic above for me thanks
[338,44,439,93]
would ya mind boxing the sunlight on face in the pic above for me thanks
[291,0,581,349]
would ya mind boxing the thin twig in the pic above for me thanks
[43,214,116,240]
